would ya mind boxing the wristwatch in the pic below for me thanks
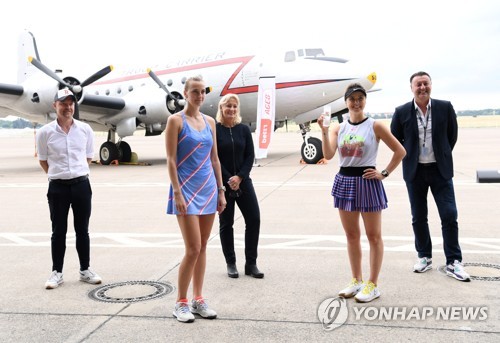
[218,185,226,192]
[381,169,389,178]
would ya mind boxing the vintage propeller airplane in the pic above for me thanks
[0,31,377,165]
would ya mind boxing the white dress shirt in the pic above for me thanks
[36,119,94,180]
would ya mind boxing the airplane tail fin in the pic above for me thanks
[17,31,40,84]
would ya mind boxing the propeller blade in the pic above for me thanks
[147,68,187,112]
[80,65,114,88]
[28,56,71,89]
[147,68,173,97]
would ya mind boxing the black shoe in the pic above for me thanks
[227,264,239,278]
[245,264,264,279]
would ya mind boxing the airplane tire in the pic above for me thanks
[100,142,119,165]
[301,137,323,164]
[118,141,132,162]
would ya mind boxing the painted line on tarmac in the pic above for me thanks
[1,233,499,253]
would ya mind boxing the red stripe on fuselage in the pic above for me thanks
[94,55,349,96]
[94,56,254,86]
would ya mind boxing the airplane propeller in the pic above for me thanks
[28,56,113,95]
[80,65,114,88]
[147,68,186,113]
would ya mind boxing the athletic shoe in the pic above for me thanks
[45,271,64,289]
[413,257,432,273]
[338,278,363,298]
[190,297,217,319]
[354,281,381,303]
[79,269,102,284]
[173,301,195,323]
[446,260,471,282]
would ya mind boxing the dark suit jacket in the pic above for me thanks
[390,99,458,182]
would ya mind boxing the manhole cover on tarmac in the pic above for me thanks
[88,280,174,303]
[437,262,500,281]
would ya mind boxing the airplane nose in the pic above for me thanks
[367,72,377,85]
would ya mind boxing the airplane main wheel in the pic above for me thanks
[118,141,132,163]
[100,142,119,165]
[301,137,323,164]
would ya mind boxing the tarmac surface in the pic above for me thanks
[0,127,499,342]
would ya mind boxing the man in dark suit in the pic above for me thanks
[391,71,470,282]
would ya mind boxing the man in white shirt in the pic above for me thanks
[36,88,102,289]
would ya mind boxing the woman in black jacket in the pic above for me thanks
[216,93,263,279]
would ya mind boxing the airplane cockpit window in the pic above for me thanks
[284,51,296,62]
[284,49,326,62]
[305,48,325,57]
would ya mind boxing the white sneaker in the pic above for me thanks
[173,301,195,323]
[338,278,363,298]
[45,271,63,289]
[413,257,432,273]
[354,281,381,303]
[79,269,102,284]
[446,260,471,282]
[190,297,217,319]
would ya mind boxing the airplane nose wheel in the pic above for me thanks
[301,137,323,164]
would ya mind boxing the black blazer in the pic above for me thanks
[390,99,458,182]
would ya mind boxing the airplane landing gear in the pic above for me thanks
[299,122,323,164]
[99,141,132,165]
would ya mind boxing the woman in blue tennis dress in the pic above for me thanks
[166,111,217,215]
[165,76,226,323]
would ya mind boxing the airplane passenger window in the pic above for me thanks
[117,88,122,94]
[167,79,173,87]
[128,85,133,92]
[105,89,110,96]
[285,51,296,62]
[181,77,187,84]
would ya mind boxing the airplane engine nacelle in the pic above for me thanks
[119,86,181,127]
[15,75,60,115]
[116,117,137,138]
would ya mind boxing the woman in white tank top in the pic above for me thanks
[318,83,405,303]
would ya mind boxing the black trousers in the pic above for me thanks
[406,163,462,265]
[219,178,261,265]
[47,178,92,272]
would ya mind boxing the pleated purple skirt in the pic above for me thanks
[331,174,387,212]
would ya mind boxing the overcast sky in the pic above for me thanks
[1,0,499,113]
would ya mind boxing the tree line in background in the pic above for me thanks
[0,118,42,129]
[0,109,498,129]
[369,109,498,120]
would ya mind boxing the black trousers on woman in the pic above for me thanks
[219,178,260,265]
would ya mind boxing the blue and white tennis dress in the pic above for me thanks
[167,112,217,215]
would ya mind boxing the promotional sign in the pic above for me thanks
[255,76,276,159]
